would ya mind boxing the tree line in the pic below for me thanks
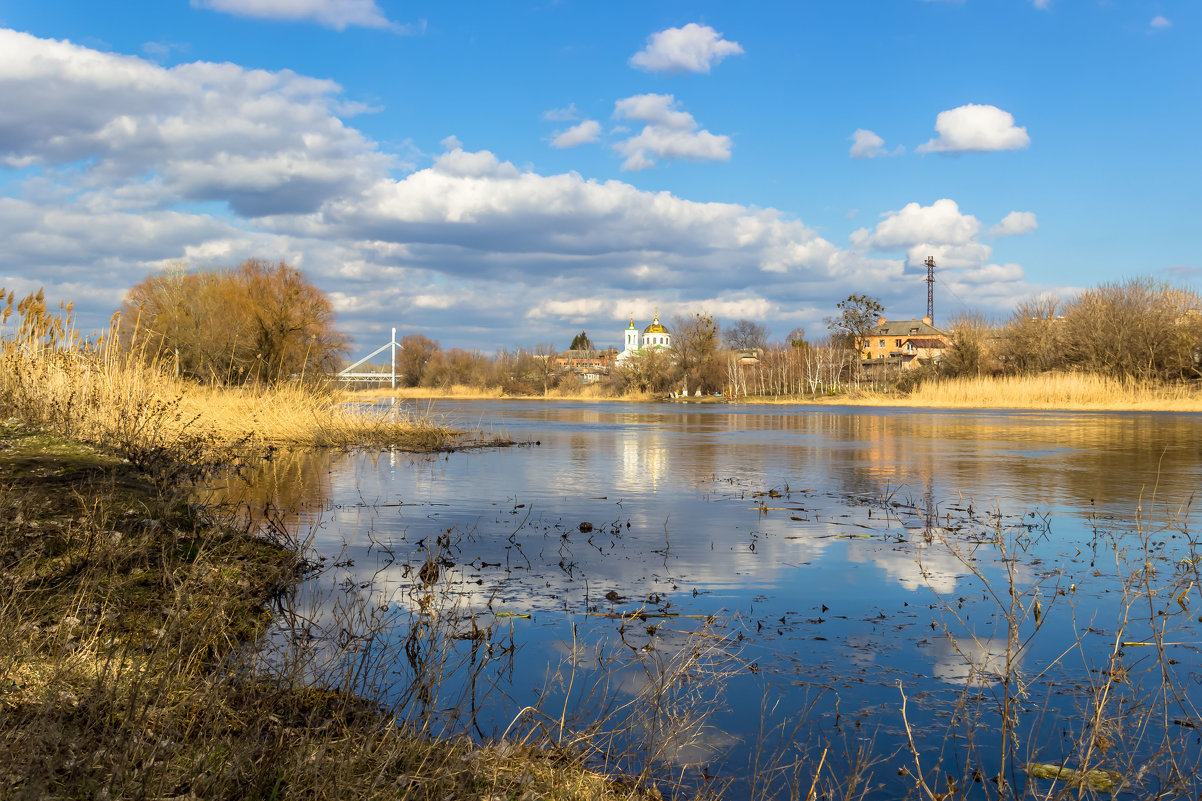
[939,277,1202,383]
[87,262,1202,395]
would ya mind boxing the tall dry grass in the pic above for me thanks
[351,371,1202,412]
[901,372,1202,411]
[736,372,1202,411]
[0,295,467,461]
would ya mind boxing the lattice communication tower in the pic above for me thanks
[924,256,936,324]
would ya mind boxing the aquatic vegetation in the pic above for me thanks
[236,409,1202,799]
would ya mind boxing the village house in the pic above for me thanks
[859,316,950,370]
[553,348,618,383]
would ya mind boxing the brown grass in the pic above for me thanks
[720,372,1202,411]
[883,372,1202,411]
[0,318,470,458]
[347,383,507,400]
[179,381,468,450]
[348,372,1202,412]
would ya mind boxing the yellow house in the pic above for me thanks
[859,316,950,367]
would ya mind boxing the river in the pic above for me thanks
[208,401,1202,798]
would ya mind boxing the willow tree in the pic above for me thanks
[119,260,348,384]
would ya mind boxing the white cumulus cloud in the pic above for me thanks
[849,128,902,159]
[0,29,391,217]
[961,263,1025,283]
[541,103,580,122]
[191,0,407,31]
[1149,15,1172,30]
[916,104,1030,154]
[629,23,743,74]
[864,199,981,250]
[988,211,1038,237]
[550,120,601,149]
[612,94,731,171]
[0,29,1054,351]
[853,199,994,270]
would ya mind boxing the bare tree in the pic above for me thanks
[671,312,721,391]
[237,259,348,381]
[613,347,674,394]
[534,343,558,395]
[786,327,807,348]
[399,334,439,387]
[825,294,884,353]
[1058,278,1202,381]
[1001,295,1062,374]
[940,311,1000,378]
[724,319,768,351]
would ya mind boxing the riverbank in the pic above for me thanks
[349,373,1202,412]
[0,325,658,798]
[738,373,1202,411]
[0,420,667,800]
[0,333,496,458]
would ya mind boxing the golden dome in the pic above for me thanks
[643,322,668,334]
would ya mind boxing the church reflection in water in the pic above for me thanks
[211,401,1202,793]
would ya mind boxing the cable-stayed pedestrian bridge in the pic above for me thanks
[336,327,399,387]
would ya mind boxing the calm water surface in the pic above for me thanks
[215,401,1202,797]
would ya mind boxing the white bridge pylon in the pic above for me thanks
[337,327,399,387]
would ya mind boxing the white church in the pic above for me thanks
[616,311,672,365]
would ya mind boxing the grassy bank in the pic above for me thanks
[779,372,1202,411]
[0,421,657,800]
[897,372,1202,410]
[0,326,499,460]
[353,373,1202,412]
[0,316,652,798]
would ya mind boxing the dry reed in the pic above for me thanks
[900,372,1202,411]
[736,372,1202,411]
[0,298,469,459]
[348,372,1202,412]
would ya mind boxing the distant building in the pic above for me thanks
[616,311,672,365]
[554,348,617,383]
[859,316,950,370]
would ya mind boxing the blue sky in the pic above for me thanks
[0,0,1196,354]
